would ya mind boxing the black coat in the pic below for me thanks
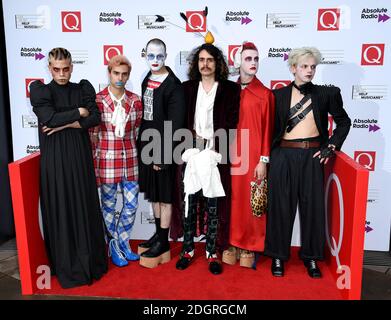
[139,67,186,167]
[272,83,351,150]
[170,79,241,252]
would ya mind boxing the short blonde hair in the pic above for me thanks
[107,55,132,73]
[288,47,322,68]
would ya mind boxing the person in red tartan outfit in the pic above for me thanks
[90,55,143,267]
[222,42,275,268]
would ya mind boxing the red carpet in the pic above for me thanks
[35,241,343,300]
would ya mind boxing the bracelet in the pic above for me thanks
[260,156,269,163]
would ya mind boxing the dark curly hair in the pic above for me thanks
[188,44,229,81]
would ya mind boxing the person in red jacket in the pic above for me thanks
[223,42,275,268]
[90,55,143,267]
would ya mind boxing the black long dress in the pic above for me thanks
[30,79,108,289]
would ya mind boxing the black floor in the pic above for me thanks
[0,238,390,300]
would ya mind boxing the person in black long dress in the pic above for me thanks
[29,47,107,288]
[137,38,186,268]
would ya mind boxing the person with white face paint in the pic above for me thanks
[90,55,143,267]
[222,42,275,269]
[137,38,186,268]
[264,47,351,278]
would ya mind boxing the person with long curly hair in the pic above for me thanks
[174,43,240,275]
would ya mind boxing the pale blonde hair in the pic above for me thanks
[288,47,322,68]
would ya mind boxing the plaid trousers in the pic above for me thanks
[100,180,139,246]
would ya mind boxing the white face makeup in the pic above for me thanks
[146,42,166,73]
[291,56,317,85]
[240,49,259,76]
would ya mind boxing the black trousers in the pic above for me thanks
[182,191,219,256]
[264,144,325,261]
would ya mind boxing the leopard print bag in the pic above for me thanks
[250,178,268,217]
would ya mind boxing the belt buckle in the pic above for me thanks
[303,141,309,149]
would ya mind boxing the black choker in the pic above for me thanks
[293,82,313,95]
[241,82,250,86]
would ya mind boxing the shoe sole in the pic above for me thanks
[139,250,171,268]
[137,246,149,255]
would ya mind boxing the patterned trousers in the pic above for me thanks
[100,180,139,247]
[182,190,218,255]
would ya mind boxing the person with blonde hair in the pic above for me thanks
[90,54,143,267]
[264,46,351,278]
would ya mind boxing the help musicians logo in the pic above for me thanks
[226,11,252,25]
[103,45,123,65]
[15,6,50,29]
[186,11,207,32]
[99,12,124,26]
[22,115,38,128]
[354,151,376,171]
[352,85,387,100]
[61,11,82,32]
[319,49,344,65]
[138,15,169,30]
[266,12,300,29]
[361,8,389,23]
[318,8,340,31]
[361,44,385,66]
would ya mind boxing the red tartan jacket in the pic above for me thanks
[90,87,143,185]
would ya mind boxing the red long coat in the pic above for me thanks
[229,77,275,252]
[90,87,143,185]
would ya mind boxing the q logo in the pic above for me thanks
[361,44,385,66]
[228,45,241,66]
[317,8,340,31]
[61,11,81,32]
[325,173,344,269]
[270,80,291,90]
[186,11,206,32]
[354,151,376,171]
[103,45,123,65]
[328,115,334,137]
[25,78,44,98]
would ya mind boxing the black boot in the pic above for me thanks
[141,227,170,258]
[138,217,161,250]
[304,259,322,278]
[271,258,284,277]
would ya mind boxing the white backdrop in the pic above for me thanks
[3,0,391,250]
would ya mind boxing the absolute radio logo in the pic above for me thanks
[20,48,45,61]
[225,11,252,25]
[186,11,207,32]
[99,12,124,26]
[354,151,376,171]
[266,12,300,29]
[268,47,291,60]
[26,145,40,154]
[227,45,241,66]
[365,221,374,233]
[103,45,123,65]
[352,85,387,100]
[270,80,291,90]
[361,44,385,65]
[25,78,44,98]
[361,8,389,22]
[61,11,82,32]
[352,119,380,132]
[318,8,340,31]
